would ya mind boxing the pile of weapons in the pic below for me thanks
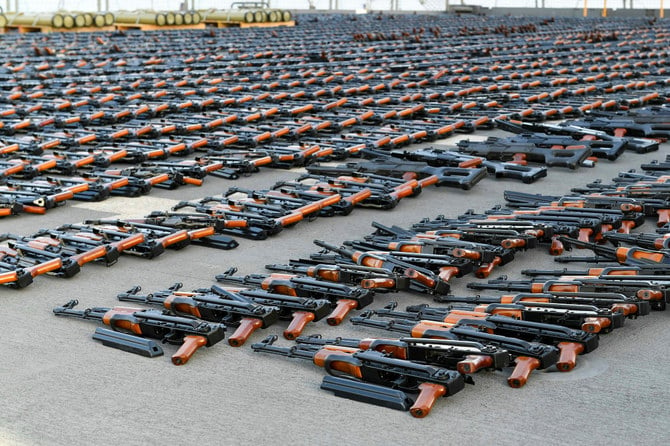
[0,12,664,416]
[1,109,667,218]
[1,13,670,216]
[0,220,238,288]
[52,155,670,417]
[7,107,667,290]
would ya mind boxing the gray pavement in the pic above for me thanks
[1,132,669,445]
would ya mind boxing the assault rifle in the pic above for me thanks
[197,285,332,340]
[53,300,226,365]
[251,335,465,417]
[294,334,512,374]
[215,268,374,325]
[264,262,412,292]
[348,312,560,388]
[116,283,278,346]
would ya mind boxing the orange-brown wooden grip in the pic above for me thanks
[409,383,446,418]
[443,310,487,325]
[654,238,669,250]
[475,257,502,279]
[283,311,316,340]
[577,228,593,244]
[326,299,359,326]
[172,335,208,365]
[610,303,635,316]
[501,238,526,249]
[404,268,437,288]
[556,342,585,372]
[360,278,397,289]
[228,318,263,347]
[617,220,636,234]
[582,317,611,333]
[104,308,142,334]
[452,248,481,260]
[549,237,564,256]
[507,356,541,388]
[438,266,460,282]
[546,284,579,293]
[637,289,663,300]
[656,209,670,226]
[457,355,494,374]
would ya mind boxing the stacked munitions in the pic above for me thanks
[113,10,201,27]
[52,151,670,416]
[0,8,292,31]
[3,11,115,29]
[198,8,292,24]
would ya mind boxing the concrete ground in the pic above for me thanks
[1,131,669,445]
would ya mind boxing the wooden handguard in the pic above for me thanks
[172,335,208,365]
[409,383,446,418]
[507,356,541,388]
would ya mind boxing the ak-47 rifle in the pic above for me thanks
[215,268,374,325]
[294,334,512,374]
[116,283,278,347]
[197,285,332,340]
[251,335,466,417]
[264,261,412,292]
[348,311,559,388]
[53,299,226,365]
